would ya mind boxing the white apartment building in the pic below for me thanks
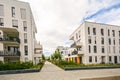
[0,0,38,62]
[34,41,43,64]
[66,21,120,64]
[55,46,69,60]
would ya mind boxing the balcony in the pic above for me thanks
[0,51,21,56]
[71,50,84,56]
[71,42,82,48]
[0,37,20,44]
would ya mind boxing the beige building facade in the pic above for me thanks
[66,21,120,64]
[0,0,42,63]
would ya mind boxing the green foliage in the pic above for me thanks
[42,54,45,60]
[0,61,44,71]
[51,50,62,60]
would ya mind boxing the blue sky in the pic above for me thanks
[20,0,120,56]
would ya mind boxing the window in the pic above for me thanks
[108,46,110,53]
[119,47,120,53]
[20,8,26,19]
[109,56,112,62]
[0,5,4,16]
[24,45,28,55]
[108,29,110,36]
[95,56,97,62]
[113,46,115,53]
[101,29,104,36]
[101,37,104,44]
[23,21,27,31]
[11,7,15,17]
[24,33,27,43]
[119,31,120,37]
[88,36,91,44]
[101,46,105,53]
[88,45,91,53]
[0,18,4,26]
[76,33,78,40]
[113,39,115,45]
[12,20,18,28]
[93,28,96,35]
[88,27,90,35]
[94,45,97,53]
[112,30,115,37]
[89,56,92,62]
[119,39,120,45]
[109,38,111,45]
[95,37,96,44]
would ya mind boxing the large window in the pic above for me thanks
[109,38,111,45]
[76,33,78,40]
[23,21,27,32]
[109,56,112,62]
[119,31,120,37]
[0,18,4,26]
[88,36,91,44]
[12,20,18,28]
[113,46,115,53]
[94,45,97,53]
[88,27,90,35]
[101,29,104,36]
[93,28,96,35]
[108,29,110,36]
[0,5,4,16]
[95,56,97,62]
[20,8,26,19]
[113,38,115,45]
[112,30,115,37]
[88,45,91,53]
[89,56,92,62]
[101,46,105,53]
[24,45,28,55]
[24,33,27,43]
[101,37,104,44]
[11,7,15,17]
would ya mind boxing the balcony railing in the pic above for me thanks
[0,51,21,56]
[71,50,84,56]
[0,37,20,43]
[71,42,82,48]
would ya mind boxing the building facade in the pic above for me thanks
[33,41,43,64]
[0,0,38,62]
[66,21,120,64]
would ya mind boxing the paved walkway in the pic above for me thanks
[0,61,120,80]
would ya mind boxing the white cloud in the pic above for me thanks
[19,0,120,56]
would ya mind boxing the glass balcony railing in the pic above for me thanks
[0,51,21,56]
[0,37,20,43]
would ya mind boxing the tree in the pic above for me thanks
[42,54,45,60]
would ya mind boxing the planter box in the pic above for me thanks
[0,69,40,75]
[64,66,120,71]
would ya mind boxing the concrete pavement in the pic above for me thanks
[0,61,120,80]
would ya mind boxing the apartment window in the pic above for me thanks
[108,29,110,36]
[101,29,104,36]
[113,46,115,53]
[95,37,96,44]
[109,38,111,45]
[113,39,115,45]
[0,18,4,26]
[109,56,112,62]
[24,45,28,55]
[20,8,26,19]
[89,56,92,62]
[119,47,120,53]
[24,33,27,43]
[88,45,91,53]
[119,39,120,45]
[23,21,27,31]
[108,46,110,53]
[101,37,104,44]
[93,28,96,35]
[11,7,15,17]
[94,45,97,53]
[95,56,97,62]
[12,20,18,28]
[101,46,105,53]
[0,5,4,16]
[88,27,90,35]
[112,30,115,37]
[88,36,91,44]
[119,31,120,37]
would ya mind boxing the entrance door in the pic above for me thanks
[114,56,118,64]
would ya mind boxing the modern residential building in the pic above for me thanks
[33,41,43,64]
[55,46,69,60]
[0,0,40,62]
[66,21,120,64]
